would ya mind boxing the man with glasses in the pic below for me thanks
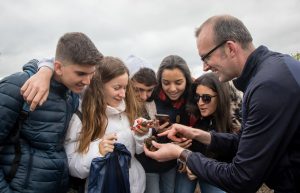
[144,14,300,193]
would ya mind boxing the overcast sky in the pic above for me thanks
[1,0,300,78]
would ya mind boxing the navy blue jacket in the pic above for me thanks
[0,60,78,193]
[88,143,131,193]
[187,46,300,193]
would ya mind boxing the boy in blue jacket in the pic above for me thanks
[0,32,102,193]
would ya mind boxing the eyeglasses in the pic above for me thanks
[194,94,217,104]
[201,40,228,63]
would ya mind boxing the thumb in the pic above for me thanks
[151,140,162,149]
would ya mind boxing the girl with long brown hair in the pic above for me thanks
[64,56,150,193]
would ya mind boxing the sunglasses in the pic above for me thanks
[194,94,217,104]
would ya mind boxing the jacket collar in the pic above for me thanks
[106,100,126,116]
[50,77,70,97]
[233,45,270,92]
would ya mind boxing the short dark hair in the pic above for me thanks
[195,15,253,49]
[55,32,103,66]
[131,67,157,87]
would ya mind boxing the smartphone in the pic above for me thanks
[155,114,170,125]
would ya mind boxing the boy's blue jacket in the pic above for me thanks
[0,59,78,193]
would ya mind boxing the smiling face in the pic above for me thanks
[54,61,96,93]
[161,68,187,101]
[195,84,218,117]
[103,73,129,107]
[196,25,237,82]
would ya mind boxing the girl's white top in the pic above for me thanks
[64,99,150,193]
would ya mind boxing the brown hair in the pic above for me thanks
[131,67,157,87]
[195,15,253,49]
[55,32,103,66]
[77,56,141,153]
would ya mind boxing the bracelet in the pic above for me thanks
[178,149,192,164]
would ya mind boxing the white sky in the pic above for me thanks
[1,0,300,78]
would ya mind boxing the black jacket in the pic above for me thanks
[187,46,300,193]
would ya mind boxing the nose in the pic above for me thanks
[139,91,148,102]
[169,84,177,92]
[119,88,126,98]
[203,62,210,72]
[197,97,206,106]
[82,75,91,85]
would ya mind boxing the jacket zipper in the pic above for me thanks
[23,147,34,189]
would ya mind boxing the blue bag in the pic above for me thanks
[88,143,131,193]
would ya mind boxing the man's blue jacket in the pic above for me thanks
[187,46,300,193]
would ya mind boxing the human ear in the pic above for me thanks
[54,61,63,76]
[225,41,237,58]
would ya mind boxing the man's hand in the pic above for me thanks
[143,140,183,162]
[157,123,195,141]
[158,123,212,145]
[172,138,192,149]
[20,67,52,111]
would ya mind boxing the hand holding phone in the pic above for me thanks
[155,114,171,133]
[155,114,170,125]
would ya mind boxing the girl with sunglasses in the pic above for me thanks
[174,72,241,193]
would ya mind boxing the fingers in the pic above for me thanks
[134,126,149,135]
[151,140,161,149]
[20,79,49,111]
[168,132,184,142]
[100,143,114,155]
[173,139,192,148]
[145,120,155,128]
[20,68,52,111]
[143,142,160,161]
[21,81,33,101]
[157,129,170,137]
[20,80,29,95]
[40,91,49,106]
[99,133,117,155]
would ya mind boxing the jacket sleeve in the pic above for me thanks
[133,129,152,154]
[64,113,102,179]
[37,58,54,71]
[0,74,25,193]
[187,82,296,193]
[22,59,39,75]
[207,131,240,160]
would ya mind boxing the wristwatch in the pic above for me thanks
[178,149,192,164]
